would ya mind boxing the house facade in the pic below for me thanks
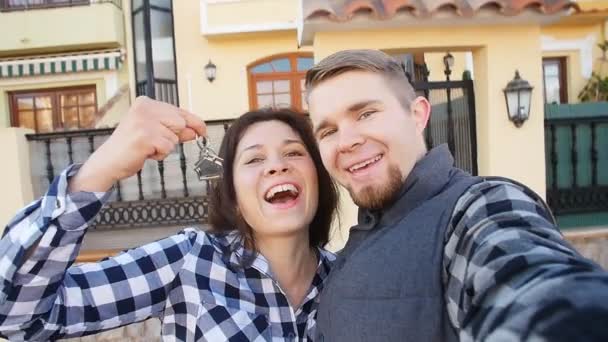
[2,0,607,253]
[1,0,608,340]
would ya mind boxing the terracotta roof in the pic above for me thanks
[303,0,580,21]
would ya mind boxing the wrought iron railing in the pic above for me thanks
[26,119,232,229]
[136,79,179,106]
[413,79,478,176]
[0,0,122,11]
[545,114,608,215]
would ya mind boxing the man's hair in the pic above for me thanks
[305,49,417,109]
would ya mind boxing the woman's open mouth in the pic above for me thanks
[264,183,301,209]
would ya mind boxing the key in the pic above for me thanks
[193,136,223,181]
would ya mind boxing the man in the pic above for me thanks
[305,49,608,341]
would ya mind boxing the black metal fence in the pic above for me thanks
[545,115,608,215]
[26,119,231,229]
[136,79,179,106]
[413,79,478,175]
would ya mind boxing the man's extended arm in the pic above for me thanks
[443,179,608,341]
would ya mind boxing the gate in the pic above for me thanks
[409,65,478,175]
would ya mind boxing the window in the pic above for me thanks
[132,0,179,105]
[9,86,98,133]
[248,53,314,111]
[1,0,89,11]
[542,58,568,104]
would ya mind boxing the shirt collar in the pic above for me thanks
[210,230,335,285]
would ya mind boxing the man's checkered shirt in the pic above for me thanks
[0,165,334,341]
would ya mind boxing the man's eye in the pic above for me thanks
[319,129,336,139]
[359,110,376,120]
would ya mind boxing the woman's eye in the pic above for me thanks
[286,150,304,157]
[245,157,263,164]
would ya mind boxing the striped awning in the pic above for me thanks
[0,49,124,79]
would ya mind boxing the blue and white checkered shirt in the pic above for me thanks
[0,165,334,341]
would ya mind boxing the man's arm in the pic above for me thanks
[443,179,608,341]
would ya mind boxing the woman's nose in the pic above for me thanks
[265,159,290,176]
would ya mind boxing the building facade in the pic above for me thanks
[1,0,608,339]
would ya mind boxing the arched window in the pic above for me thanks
[247,53,314,111]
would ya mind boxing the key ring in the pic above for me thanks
[193,136,223,181]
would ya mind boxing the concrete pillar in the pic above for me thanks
[0,127,35,233]
[472,26,547,197]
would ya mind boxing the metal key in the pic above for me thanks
[193,136,223,181]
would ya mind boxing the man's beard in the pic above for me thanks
[348,165,404,210]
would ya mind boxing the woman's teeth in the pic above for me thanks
[265,183,299,202]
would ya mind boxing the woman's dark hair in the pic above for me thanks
[208,108,339,251]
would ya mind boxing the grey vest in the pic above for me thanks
[316,145,481,342]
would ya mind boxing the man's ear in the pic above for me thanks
[409,96,431,135]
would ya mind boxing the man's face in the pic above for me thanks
[308,71,430,209]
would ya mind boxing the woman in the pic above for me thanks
[0,106,339,341]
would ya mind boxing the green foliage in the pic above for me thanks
[578,41,608,102]
[578,72,608,102]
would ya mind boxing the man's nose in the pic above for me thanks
[337,126,364,153]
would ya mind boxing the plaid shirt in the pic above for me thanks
[0,165,334,341]
[443,178,608,341]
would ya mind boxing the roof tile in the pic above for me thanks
[303,0,579,21]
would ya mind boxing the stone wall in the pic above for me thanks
[60,319,160,342]
[565,228,608,269]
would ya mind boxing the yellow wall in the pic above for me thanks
[0,3,124,56]
[0,128,34,231]
[312,25,547,248]
[95,87,131,128]
[541,23,606,103]
[173,1,307,120]
[205,0,297,28]
[424,52,470,81]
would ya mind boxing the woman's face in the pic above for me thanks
[233,120,319,239]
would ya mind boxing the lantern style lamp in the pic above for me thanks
[443,52,454,80]
[204,60,217,82]
[503,70,533,127]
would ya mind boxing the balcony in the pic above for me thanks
[26,119,232,231]
[0,0,124,56]
[201,0,298,37]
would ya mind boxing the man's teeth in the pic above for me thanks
[265,183,299,200]
[349,155,382,172]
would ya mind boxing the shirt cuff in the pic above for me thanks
[49,164,115,231]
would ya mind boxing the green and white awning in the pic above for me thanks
[0,49,123,79]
